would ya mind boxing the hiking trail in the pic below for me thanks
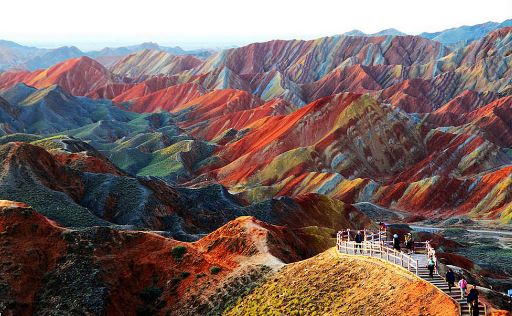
[336,229,486,316]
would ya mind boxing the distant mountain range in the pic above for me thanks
[1,26,511,224]
[86,42,213,66]
[345,19,512,48]
[0,41,213,71]
[0,18,512,315]
[343,28,406,37]
[1,19,511,72]
[420,19,512,47]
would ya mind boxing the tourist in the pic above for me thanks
[404,233,414,254]
[445,269,455,292]
[458,277,468,299]
[393,234,400,251]
[355,230,364,254]
[427,256,435,278]
[378,222,387,240]
[467,286,480,316]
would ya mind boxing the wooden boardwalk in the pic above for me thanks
[336,229,485,316]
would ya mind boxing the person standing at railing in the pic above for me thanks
[427,256,435,278]
[355,230,364,254]
[393,234,400,251]
[378,222,387,240]
[404,233,414,254]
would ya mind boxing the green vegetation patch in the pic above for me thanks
[441,227,470,238]
[30,135,68,151]
[139,285,163,304]
[210,266,222,275]
[136,140,193,177]
[458,245,512,276]
[171,245,187,261]
[0,133,43,145]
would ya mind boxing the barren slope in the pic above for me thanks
[225,249,459,316]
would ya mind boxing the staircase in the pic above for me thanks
[336,229,485,316]
[417,266,470,316]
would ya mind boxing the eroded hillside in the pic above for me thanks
[225,249,459,316]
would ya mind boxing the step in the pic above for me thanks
[446,293,461,296]
[447,294,463,299]
[345,248,477,315]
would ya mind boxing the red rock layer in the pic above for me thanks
[175,89,264,123]
[0,56,113,96]
[0,205,337,315]
[427,96,512,147]
[187,98,294,141]
[111,76,179,102]
[122,83,205,113]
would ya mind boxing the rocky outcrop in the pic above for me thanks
[109,49,201,79]
[0,205,352,315]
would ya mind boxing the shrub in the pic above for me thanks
[137,282,166,316]
[136,306,154,316]
[169,277,181,295]
[171,246,187,261]
[196,273,206,279]
[180,271,191,279]
[139,285,163,304]
[442,228,469,238]
[210,266,222,275]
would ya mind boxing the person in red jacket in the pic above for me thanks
[458,277,468,299]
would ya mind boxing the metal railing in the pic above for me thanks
[336,229,487,315]
[336,228,387,242]
[381,240,428,254]
[337,229,428,250]
[336,239,419,275]
[428,242,487,315]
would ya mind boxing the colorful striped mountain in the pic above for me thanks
[1,22,512,315]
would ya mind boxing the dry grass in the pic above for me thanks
[224,248,459,316]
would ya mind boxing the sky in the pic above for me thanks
[1,0,511,50]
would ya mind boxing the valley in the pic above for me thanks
[0,18,511,315]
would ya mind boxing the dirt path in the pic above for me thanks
[410,225,512,237]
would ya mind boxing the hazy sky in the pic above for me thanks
[2,0,510,50]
